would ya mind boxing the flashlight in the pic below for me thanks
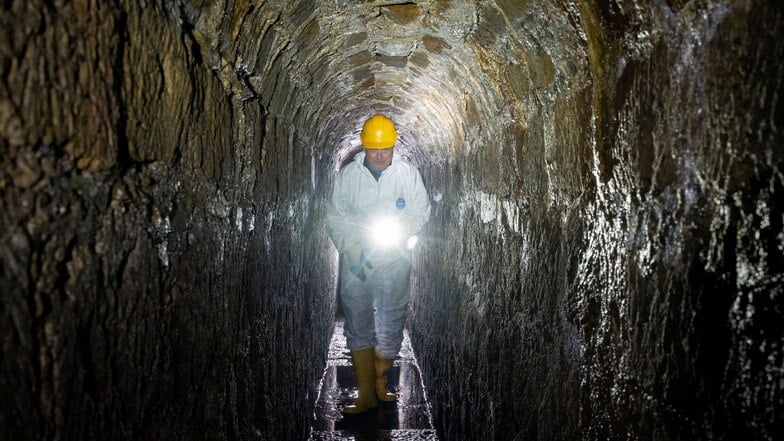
[368,216,421,251]
[368,216,403,250]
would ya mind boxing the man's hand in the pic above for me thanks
[344,242,373,281]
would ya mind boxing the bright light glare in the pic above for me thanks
[369,217,402,249]
[406,235,419,250]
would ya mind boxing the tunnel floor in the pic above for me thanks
[309,319,438,441]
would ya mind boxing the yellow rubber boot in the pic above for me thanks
[342,348,378,415]
[374,350,397,402]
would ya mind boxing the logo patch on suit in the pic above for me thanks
[396,197,406,209]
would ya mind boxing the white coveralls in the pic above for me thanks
[326,151,431,360]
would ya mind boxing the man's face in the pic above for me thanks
[365,147,393,171]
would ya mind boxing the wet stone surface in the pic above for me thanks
[310,320,438,441]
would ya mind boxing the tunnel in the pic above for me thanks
[1,1,783,440]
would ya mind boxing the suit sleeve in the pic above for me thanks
[403,167,431,235]
[325,170,362,252]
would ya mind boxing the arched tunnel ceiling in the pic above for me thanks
[190,0,588,171]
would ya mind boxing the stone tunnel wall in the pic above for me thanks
[1,1,336,440]
[2,1,783,441]
[409,2,783,441]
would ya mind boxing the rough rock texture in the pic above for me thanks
[1,1,336,440]
[1,1,782,441]
[411,2,784,441]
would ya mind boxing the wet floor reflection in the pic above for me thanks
[309,320,438,440]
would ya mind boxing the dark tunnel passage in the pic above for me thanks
[1,1,783,440]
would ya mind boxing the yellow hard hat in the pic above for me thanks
[360,114,397,149]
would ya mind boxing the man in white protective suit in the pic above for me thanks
[326,114,431,416]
